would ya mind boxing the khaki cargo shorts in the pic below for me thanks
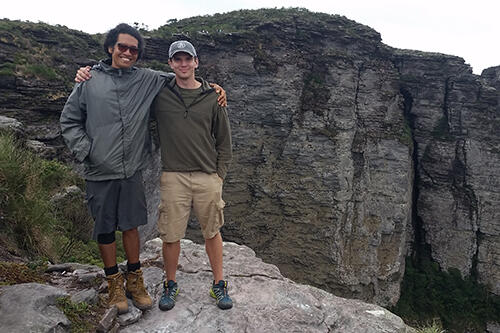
[157,171,225,243]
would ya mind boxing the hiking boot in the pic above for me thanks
[210,280,233,310]
[106,272,128,314]
[125,269,152,310]
[159,280,179,311]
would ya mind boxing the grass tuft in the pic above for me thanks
[56,297,99,333]
[0,132,125,265]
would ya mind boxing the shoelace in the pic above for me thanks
[134,274,147,293]
[110,278,124,299]
[212,285,227,300]
[165,283,178,300]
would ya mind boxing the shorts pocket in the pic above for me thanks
[157,202,168,237]
[85,193,97,221]
[214,198,225,227]
[213,173,223,187]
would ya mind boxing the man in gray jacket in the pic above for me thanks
[60,24,225,314]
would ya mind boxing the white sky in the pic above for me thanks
[2,0,499,74]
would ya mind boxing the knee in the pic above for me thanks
[97,231,116,245]
[205,232,221,242]
[163,240,180,248]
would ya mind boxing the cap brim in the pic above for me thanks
[169,50,196,58]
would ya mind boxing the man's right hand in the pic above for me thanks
[75,66,92,82]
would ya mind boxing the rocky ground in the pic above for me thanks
[0,238,415,332]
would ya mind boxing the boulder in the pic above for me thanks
[0,283,70,333]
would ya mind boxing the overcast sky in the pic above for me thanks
[2,0,498,74]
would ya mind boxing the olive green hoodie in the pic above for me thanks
[152,76,232,179]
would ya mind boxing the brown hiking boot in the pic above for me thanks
[126,269,152,310]
[106,272,128,314]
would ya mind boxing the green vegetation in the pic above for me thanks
[0,18,104,83]
[150,7,353,37]
[11,53,61,80]
[0,62,16,76]
[0,261,48,285]
[399,119,414,147]
[0,132,125,266]
[56,297,99,333]
[416,320,446,333]
[0,50,63,80]
[25,64,58,80]
[63,232,126,268]
[392,257,500,332]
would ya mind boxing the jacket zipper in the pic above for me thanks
[168,84,213,118]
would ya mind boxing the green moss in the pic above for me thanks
[392,257,500,332]
[399,119,414,147]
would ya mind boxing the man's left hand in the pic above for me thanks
[210,83,227,107]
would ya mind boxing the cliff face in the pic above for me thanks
[179,16,414,306]
[392,53,500,295]
[0,9,498,307]
[0,20,101,159]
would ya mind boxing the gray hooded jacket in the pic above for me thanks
[60,59,173,181]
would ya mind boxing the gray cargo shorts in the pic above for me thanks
[85,171,148,240]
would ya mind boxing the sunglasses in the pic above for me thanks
[116,43,139,55]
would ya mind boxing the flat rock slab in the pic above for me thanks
[121,238,415,333]
[0,282,70,333]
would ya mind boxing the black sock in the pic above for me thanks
[104,265,119,276]
[127,261,141,272]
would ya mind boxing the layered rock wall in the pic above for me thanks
[184,23,414,306]
[392,52,500,295]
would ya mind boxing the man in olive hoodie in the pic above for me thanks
[61,25,226,314]
[153,41,233,311]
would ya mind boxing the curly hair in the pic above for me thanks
[103,23,145,60]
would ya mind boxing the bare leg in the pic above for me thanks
[99,242,117,268]
[122,228,141,264]
[163,241,181,282]
[205,232,223,282]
